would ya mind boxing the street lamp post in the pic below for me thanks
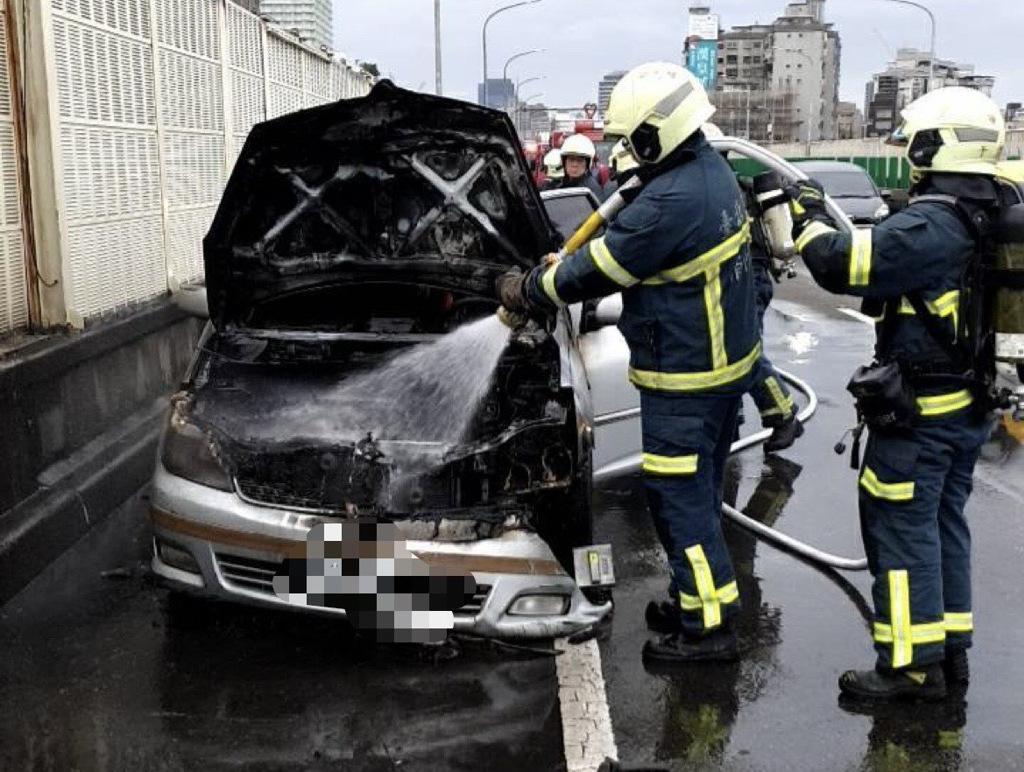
[883,0,937,93]
[482,1,541,107]
[434,0,442,95]
[520,92,544,134]
[514,75,544,134]
[515,76,543,103]
[502,49,544,111]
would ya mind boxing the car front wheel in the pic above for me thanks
[535,447,594,577]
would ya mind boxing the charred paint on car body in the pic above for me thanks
[151,82,608,637]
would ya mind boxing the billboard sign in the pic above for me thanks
[687,12,719,41]
[686,40,718,92]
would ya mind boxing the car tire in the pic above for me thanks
[536,447,594,575]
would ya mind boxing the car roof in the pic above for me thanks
[790,160,873,174]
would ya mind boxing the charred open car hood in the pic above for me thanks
[204,81,560,329]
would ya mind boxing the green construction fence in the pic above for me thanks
[730,155,912,191]
[732,150,1024,191]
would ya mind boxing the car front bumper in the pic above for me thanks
[149,463,610,639]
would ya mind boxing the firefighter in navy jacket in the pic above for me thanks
[789,87,1005,701]
[499,62,759,663]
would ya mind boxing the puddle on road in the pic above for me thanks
[783,330,819,360]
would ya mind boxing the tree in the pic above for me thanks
[360,62,381,78]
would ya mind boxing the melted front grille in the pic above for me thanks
[232,443,388,512]
[234,479,339,512]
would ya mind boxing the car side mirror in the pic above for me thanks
[880,189,892,201]
[173,284,209,319]
[590,294,622,329]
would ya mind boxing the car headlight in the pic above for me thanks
[873,203,890,221]
[507,594,570,616]
[161,411,233,491]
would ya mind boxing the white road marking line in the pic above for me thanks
[556,636,617,771]
[837,306,876,327]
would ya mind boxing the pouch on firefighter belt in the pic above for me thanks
[847,362,916,430]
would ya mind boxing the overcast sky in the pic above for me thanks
[333,1,1024,113]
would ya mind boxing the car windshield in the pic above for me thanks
[811,169,878,198]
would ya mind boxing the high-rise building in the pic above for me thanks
[230,0,262,12]
[765,1,840,142]
[836,101,863,139]
[260,0,333,49]
[1006,103,1024,130]
[478,79,515,110]
[864,49,995,136]
[710,0,840,142]
[864,75,899,137]
[598,71,626,116]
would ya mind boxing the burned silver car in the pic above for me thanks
[150,82,612,638]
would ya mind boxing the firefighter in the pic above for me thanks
[788,86,1005,701]
[542,148,564,183]
[705,121,803,451]
[498,62,760,663]
[602,138,639,198]
[738,175,803,452]
[544,133,604,199]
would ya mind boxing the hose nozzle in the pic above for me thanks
[496,306,526,329]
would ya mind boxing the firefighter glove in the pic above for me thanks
[785,178,830,238]
[496,270,529,313]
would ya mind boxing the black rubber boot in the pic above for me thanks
[763,415,804,454]
[838,662,946,702]
[642,628,739,664]
[644,600,682,634]
[944,648,969,687]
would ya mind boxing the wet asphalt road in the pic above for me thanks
[2,273,1024,772]
[0,490,563,772]
[594,274,1024,771]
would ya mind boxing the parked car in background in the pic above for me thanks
[792,159,890,225]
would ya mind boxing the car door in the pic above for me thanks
[540,188,641,482]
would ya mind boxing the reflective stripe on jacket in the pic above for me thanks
[526,135,759,395]
[795,193,976,365]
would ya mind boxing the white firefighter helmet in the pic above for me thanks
[609,138,639,175]
[543,148,564,179]
[605,61,715,165]
[888,86,1004,177]
[560,134,596,166]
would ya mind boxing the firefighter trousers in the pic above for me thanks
[640,390,742,637]
[858,409,990,670]
[748,265,795,428]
